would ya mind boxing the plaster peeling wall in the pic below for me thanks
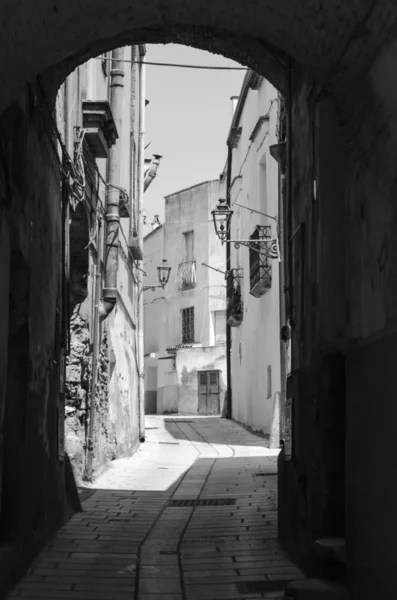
[65,297,139,482]
[107,300,140,460]
[176,346,227,415]
[65,307,111,481]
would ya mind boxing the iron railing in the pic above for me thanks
[227,269,243,327]
[177,260,196,290]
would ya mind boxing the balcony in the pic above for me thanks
[177,261,196,290]
[227,269,243,327]
[249,226,272,298]
[82,100,118,159]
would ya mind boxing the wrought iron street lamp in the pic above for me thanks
[212,199,280,261]
[142,260,172,292]
[157,259,172,288]
[211,198,234,242]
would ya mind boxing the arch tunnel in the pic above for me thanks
[1,1,397,598]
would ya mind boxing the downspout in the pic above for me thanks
[286,61,294,331]
[278,134,287,445]
[129,46,136,238]
[84,219,103,481]
[226,145,233,419]
[100,48,124,320]
[137,48,146,442]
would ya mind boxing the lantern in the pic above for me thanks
[157,259,172,288]
[211,198,234,242]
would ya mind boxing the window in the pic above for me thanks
[101,53,108,76]
[210,372,218,385]
[182,306,195,344]
[249,226,272,297]
[214,310,226,344]
[183,230,194,262]
[267,365,272,399]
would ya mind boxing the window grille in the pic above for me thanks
[182,306,195,344]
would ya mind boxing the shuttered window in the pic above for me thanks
[183,230,194,262]
[214,310,226,344]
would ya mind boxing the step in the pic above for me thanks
[314,538,346,564]
[285,578,349,599]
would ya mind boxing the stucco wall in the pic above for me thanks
[229,77,281,436]
[143,225,165,354]
[143,180,227,416]
[176,346,227,415]
[163,180,226,349]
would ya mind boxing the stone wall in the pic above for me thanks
[278,72,348,577]
[278,48,397,597]
[65,306,112,482]
[0,92,72,595]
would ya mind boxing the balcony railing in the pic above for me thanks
[227,269,243,327]
[177,260,196,290]
[249,226,272,298]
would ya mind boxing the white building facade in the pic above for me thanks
[144,179,227,415]
[226,72,281,440]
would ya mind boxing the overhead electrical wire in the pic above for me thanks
[143,284,226,306]
[95,57,247,71]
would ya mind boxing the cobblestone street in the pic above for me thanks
[8,417,304,600]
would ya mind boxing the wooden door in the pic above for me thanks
[198,370,220,415]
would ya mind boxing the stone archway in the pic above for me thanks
[0,0,396,113]
[1,2,397,599]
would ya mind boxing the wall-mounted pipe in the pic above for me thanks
[99,47,125,321]
[84,219,103,481]
[137,48,146,442]
[225,145,233,419]
[286,61,294,330]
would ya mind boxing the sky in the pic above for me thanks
[143,44,246,234]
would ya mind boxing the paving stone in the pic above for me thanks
[7,416,304,600]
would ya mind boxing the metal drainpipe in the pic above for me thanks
[129,45,137,240]
[137,50,146,442]
[99,48,124,320]
[278,161,287,444]
[84,219,103,481]
[226,146,233,419]
[287,61,294,329]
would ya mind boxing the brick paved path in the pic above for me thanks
[8,416,304,599]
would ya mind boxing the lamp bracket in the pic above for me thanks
[223,235,280,261]
[142,285,164,292]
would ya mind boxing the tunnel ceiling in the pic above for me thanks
[0,0,397,113]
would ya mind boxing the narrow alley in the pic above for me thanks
[8,417,303,600]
